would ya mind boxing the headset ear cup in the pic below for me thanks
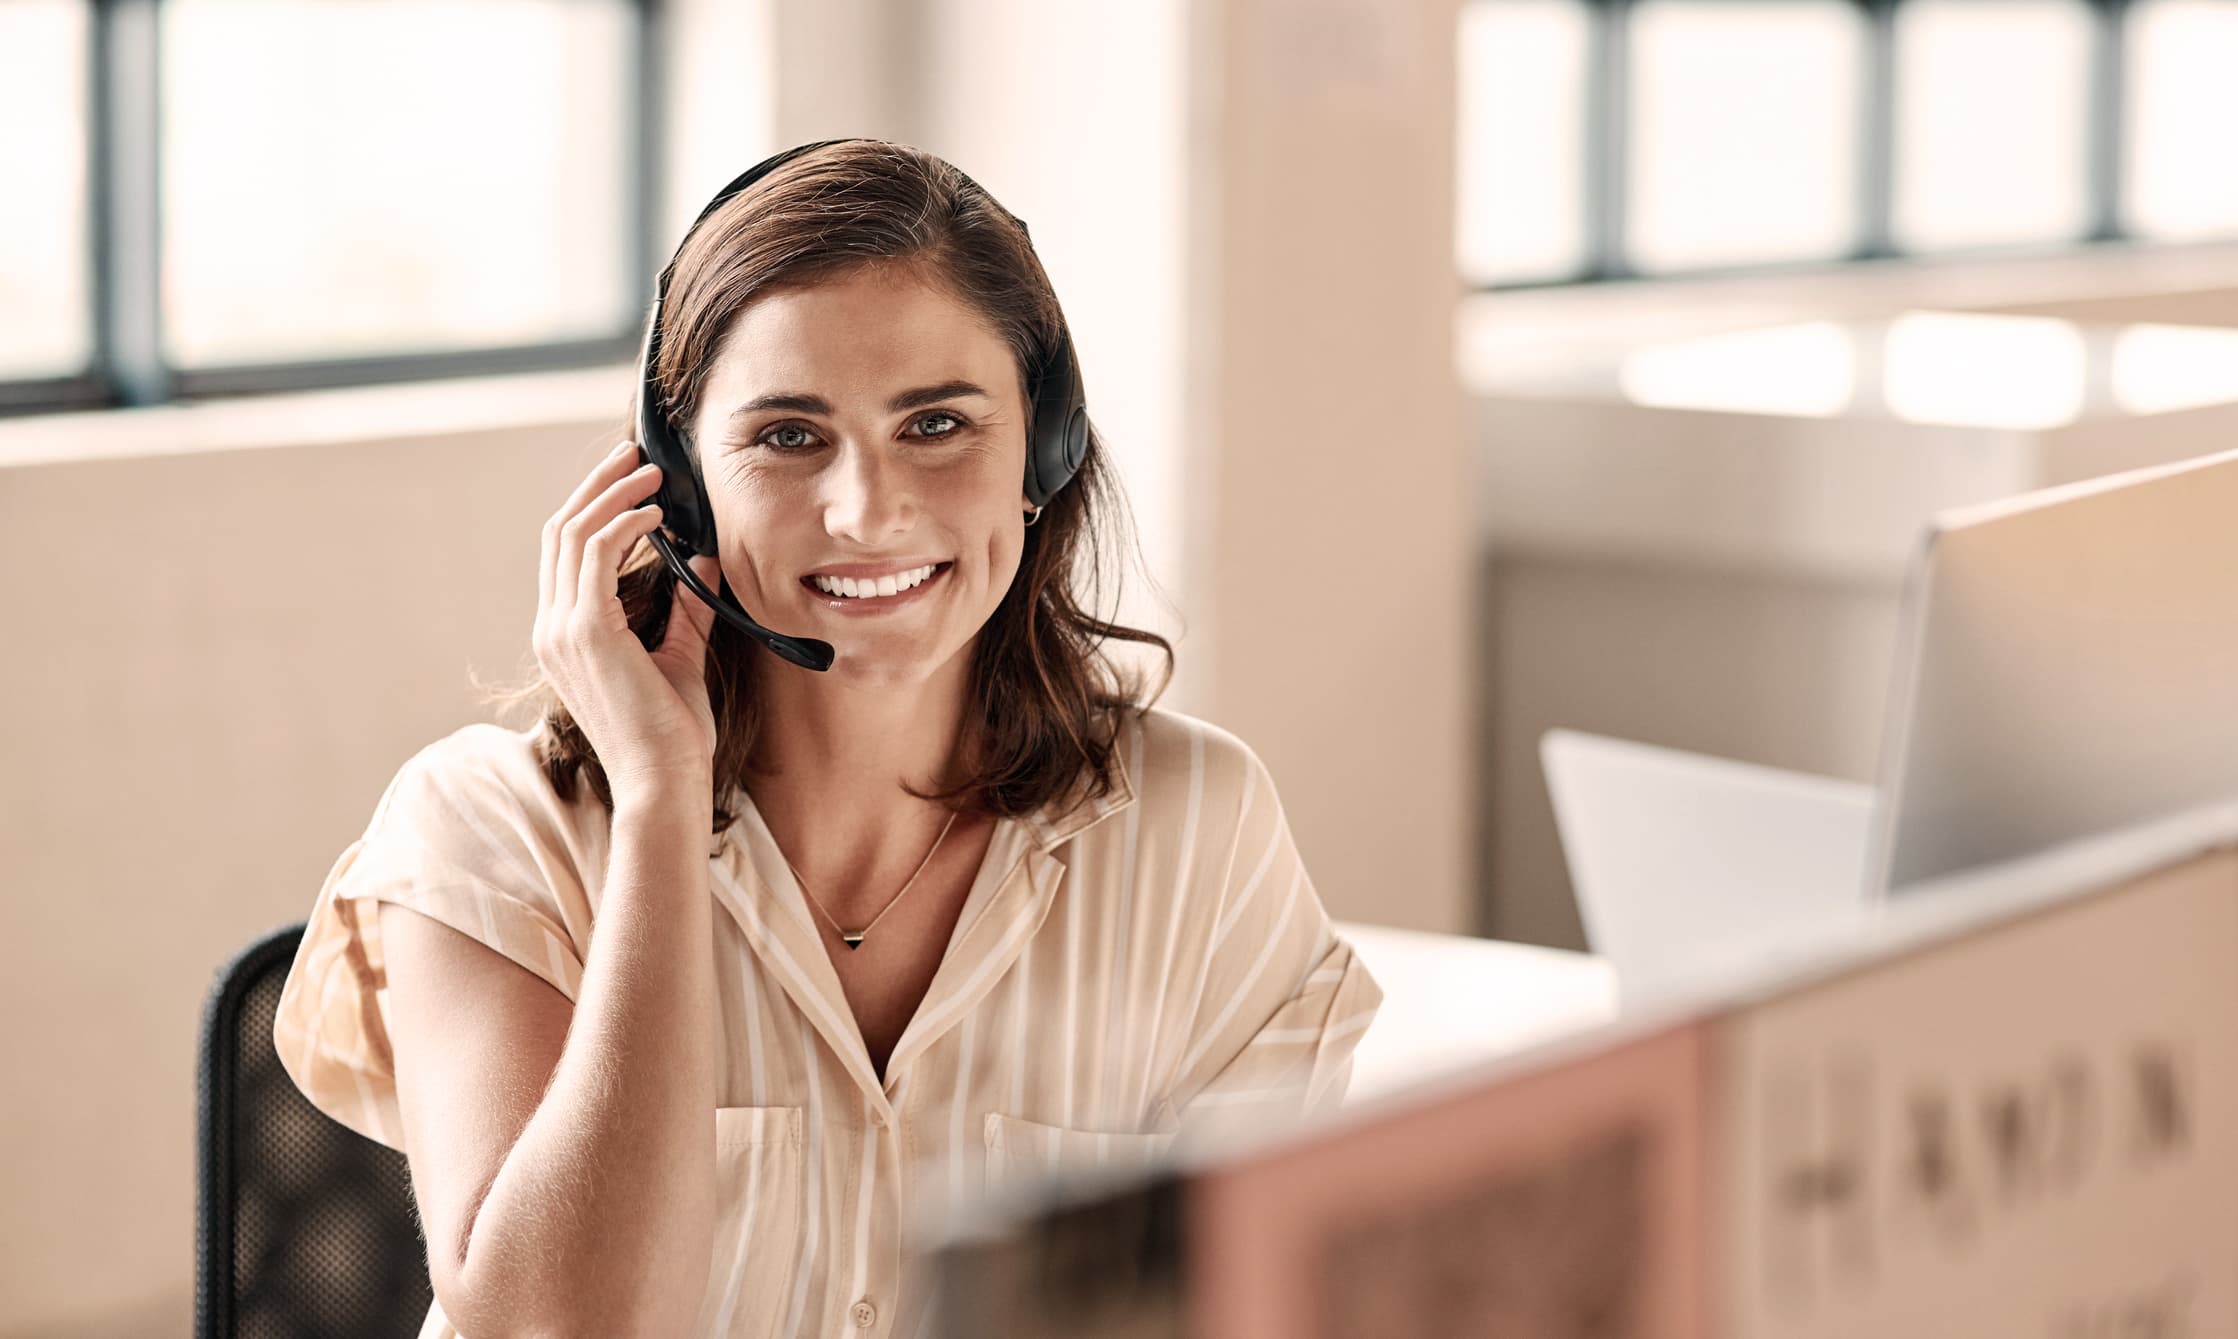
[1024,407,1085,508]
[1064,405,1088,475]
[1024,328,1088,507]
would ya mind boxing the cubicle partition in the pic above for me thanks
[930,811,2238,1338]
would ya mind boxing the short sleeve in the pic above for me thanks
[270,725,592,1150]
[1162,740,1384,1145]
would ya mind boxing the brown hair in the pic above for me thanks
[477,140,1174,840]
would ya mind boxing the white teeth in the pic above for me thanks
[810,564,940,598]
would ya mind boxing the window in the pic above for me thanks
[1457,0,1592,284]
[1891,0,2093,252]
[1627,0,1864,272]
[1456,0,2238,289]
[161,0,638,368]
[2124,0,2238,240]
[0,0,654,416]
[0,1,92,383]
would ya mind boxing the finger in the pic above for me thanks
[578,503,668,614]
[556,461,662,614]
[544,439,638,613]
[543,439,644,613]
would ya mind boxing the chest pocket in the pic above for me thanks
[982,1112,1178,1197]
[692,1106,806,1339]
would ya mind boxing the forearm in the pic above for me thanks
[453,793,721,1339]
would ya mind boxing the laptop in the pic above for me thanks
[1545,443,2238,977]
[1541,731,1875,980]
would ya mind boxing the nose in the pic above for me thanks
[819,441,914,546]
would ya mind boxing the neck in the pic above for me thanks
[743,641,978,884]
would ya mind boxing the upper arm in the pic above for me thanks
[378,899,574,1313]
[1164,728,1384,1134]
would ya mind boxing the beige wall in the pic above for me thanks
[0,375,636,1336]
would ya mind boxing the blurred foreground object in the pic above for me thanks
[932,802,2238,1337]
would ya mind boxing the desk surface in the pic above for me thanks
[1332,920,1619,1103]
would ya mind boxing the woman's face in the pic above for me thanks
[688,263,1035,690]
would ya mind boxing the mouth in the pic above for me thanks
[799,561,953,610]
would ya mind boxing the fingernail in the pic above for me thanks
[611,440,635,458]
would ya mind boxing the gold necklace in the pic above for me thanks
[779,808,961,950]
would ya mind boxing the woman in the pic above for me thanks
[272,139,1382,1339]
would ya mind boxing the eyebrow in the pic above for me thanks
[725,379,994,427]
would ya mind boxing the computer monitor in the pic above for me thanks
[1546,444,2238,973]
[1867,444,2238,893]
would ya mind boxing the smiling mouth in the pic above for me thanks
[800,561,953,603]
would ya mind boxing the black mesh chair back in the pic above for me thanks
[197,921,435,1338]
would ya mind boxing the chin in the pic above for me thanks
[817,632,974,691]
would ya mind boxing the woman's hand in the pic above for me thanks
[535,438,724,806]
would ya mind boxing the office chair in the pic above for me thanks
[197,921,434,1338]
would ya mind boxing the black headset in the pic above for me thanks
[632,137,1090,673]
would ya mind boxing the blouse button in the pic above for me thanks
[850,1299,878,1328]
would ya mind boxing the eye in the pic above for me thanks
[750,411,967,452]
[754,422,821,452]
[909,410,967,438]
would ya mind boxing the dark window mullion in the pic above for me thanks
[2085,0,2128,242]
[1854,0,1897,260]
[629,0,664,326]
[1584,0,1633,281]
[89,0,169,408]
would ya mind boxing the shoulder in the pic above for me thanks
[350,720,601,942]
[371,720,585,848]
[1121,706,1286,833]
[400,719,545,779]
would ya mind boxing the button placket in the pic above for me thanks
[850,1299,878,1328]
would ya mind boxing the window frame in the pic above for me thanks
[0,0,661,417]
[1468,0,2160,291]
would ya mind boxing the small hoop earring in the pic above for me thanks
[1023,502,1044,527]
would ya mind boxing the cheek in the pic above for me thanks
[916,460,1019,555]
[949,482,1022,570]
[979,515,1030,606]
[711,476,806,588]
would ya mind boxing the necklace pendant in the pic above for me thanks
[841,931,866,950]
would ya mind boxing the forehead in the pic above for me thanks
[700,265,1018,409]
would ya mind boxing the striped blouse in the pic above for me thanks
[271,704,1384,1338]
